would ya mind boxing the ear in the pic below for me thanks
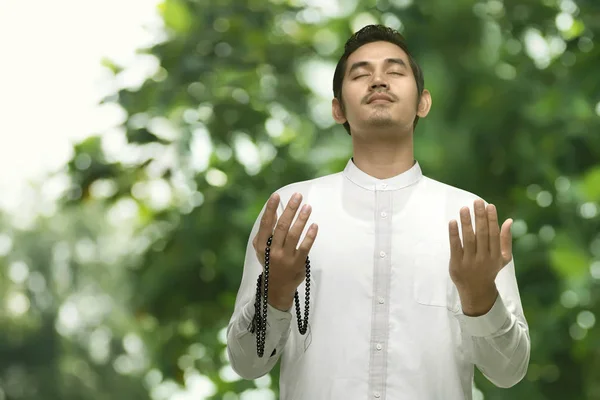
[332,97,347,124]
[417,89,432,118]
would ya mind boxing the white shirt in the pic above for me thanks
[226,158,530,400]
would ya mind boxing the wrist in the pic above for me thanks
[268,288,295,311]
[458,284,498,317]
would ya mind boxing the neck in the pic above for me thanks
[351,131,415,179]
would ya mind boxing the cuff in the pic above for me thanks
[267,303,293,323]
[456,294,511,337]
[241,300,292,330]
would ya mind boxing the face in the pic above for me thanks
[332,41,431,136]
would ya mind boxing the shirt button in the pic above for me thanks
[376,343,383,351]
[380,211,387,218]
[378,297,385,304]
[374,392,381,398]
[379,251,386,258]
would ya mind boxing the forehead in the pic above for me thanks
[346,41,409,69]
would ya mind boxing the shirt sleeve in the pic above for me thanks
[226,196,293,380]
[454,258,531,388]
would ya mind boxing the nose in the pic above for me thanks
[370,75,389,90]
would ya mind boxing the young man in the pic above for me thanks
[226,25,530,399]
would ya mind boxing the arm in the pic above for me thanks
[449,200,530,388]
[226,192,318,379]
[226,198,292,380]
[455,258,530,388]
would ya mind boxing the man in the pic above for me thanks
[226,24,530,399]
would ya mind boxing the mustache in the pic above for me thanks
[363,90,397,104]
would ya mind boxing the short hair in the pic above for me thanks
[332,24,425,135]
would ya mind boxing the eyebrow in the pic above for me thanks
[347,58,407,75]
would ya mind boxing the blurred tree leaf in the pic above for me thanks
[159,0,193,34]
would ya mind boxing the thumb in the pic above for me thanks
[500,218,513,266]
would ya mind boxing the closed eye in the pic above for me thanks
[353,74,369,80]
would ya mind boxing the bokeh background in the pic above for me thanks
[1,0,599,399]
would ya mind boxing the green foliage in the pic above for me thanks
[1,0,600,399]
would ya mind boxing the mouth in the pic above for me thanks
[369,98,392,104]
[367,94,394,104]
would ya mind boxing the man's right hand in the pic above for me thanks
[252,192,319,311]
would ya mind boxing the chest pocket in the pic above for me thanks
[412,246,461,313]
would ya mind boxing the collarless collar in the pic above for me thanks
[343,157,423,191]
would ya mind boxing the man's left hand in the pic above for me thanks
[448,199,513,316]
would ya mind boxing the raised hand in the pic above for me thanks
[448,199,513,316]
[252,192,319,310]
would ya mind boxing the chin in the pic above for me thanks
[367,118,396,128]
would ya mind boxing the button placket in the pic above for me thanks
[369,190,392,400]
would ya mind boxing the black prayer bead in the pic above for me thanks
[252,234,311,357]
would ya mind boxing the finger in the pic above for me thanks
[271,193,303,248]
[284,204,312,253]
[256,192,280,256]
[297,223,319,259]
[474,199,489,256]
[460,207,476,257]
[448,219,464,262]
[500,218,514,265]
[487,204,501,260]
